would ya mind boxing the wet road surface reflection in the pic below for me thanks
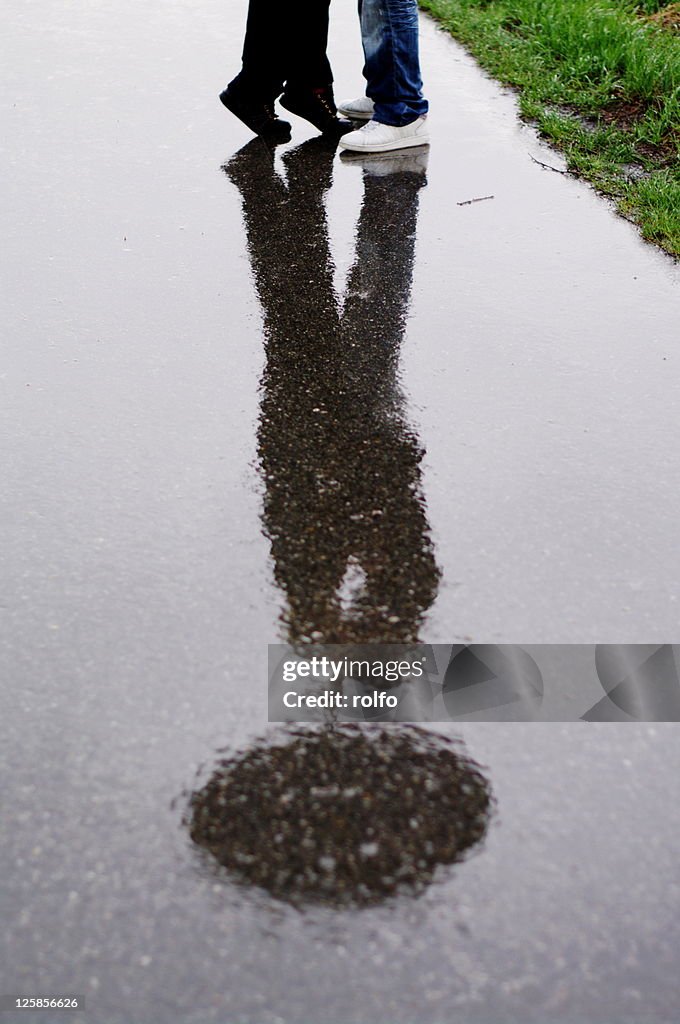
[188,725,492,907]
[224,138,439,644]
[196,143,489,910]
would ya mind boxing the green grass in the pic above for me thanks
[419,0,680,255]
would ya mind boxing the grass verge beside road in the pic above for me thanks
[420,0,680,256]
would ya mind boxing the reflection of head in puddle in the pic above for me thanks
[224,139,439,644]
[188,725,492,907]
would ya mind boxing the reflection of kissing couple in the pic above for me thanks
[225,138,439,644]
[220,0,429,154]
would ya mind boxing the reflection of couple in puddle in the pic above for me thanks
[225,137,438,645]
[186,140,493,907]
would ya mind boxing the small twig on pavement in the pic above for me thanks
[456,195,495,206]
[529,153,570,175]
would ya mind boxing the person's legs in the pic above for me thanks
[222,0,351,137]
[359,0,428,126]
[279,0,354,134]
[229,0,287,101]
[285,0,333,92]
[219,0,292,138]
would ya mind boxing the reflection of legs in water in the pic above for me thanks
[224,139,439,643]
[336,150,438,640]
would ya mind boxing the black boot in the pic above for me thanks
[279,86,354,136]
[220,86,292,141]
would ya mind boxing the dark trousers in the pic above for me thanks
[229,0,333,102]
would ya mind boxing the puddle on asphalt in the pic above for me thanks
[224,136,440,645]
[190,139,494,912]
[187,725,493,907]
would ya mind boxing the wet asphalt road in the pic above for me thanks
[2,0,680,1021]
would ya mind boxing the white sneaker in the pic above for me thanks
[337,96,375,120]
[338,116,429,154]
[339,148,430,177]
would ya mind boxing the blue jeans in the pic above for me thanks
[359,0,428,126]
